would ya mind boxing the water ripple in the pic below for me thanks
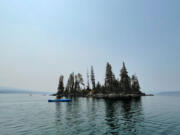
[0,95,180,135]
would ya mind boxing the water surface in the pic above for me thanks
[0,94,180,135]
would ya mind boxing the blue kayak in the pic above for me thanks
[48,99,72,102]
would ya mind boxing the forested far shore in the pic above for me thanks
[55,62,146,98]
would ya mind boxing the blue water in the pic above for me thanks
[0,94,180,135]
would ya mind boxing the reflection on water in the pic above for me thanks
[104,97,144,135]
[54,97,144,135]
[1,95,180,135]
[104,100,119,135]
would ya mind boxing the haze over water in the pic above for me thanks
[0,94,180,135]
[0,0,180,93]
[0,1,180,135]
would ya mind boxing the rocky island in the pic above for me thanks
[53,62,152,99]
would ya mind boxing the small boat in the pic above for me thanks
[48,99,72,102]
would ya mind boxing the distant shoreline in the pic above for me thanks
[0,88,52,95]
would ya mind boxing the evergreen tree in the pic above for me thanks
[74,75,78,93]
[105,62,115,92]
[96,81,101,93]
[131,74,140,93]
[86,69,90,90]
[120,62,131,92]
[77,73,84,86]
[76,73,84,91]
[57,61,142,96]
[112,79,120,93]
[91,66,96,90]
[57,75,64,95]
[66,72,74,94]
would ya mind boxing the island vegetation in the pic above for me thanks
[54,62,148,99]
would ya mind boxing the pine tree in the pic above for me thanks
[96,81,101,93]
[57,75,64,95]
[74,75,78,93]
[120,62,131,92]
[105,62,115,92]
[91,66,96,90]
[86,69,90,90]
[66,72,74,94]
[131,74,140,93]
[76,73,84,91]
[77,73,84,86]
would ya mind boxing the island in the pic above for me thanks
[53,62,152,99]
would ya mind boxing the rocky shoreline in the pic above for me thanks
[92,93,153,99]
[51,92,153,99]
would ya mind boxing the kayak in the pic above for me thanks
[48,99,72,102]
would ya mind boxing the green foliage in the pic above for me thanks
[94,81,101,93]
[112,79,120,93]
[96,81,101,90]
[57,61,142,96]
[105,62,116,92]
[86,69,90,90]
[65,72,84,95]
[131,75,140,92]
[74,73,84,92]
[120,62,131,92]
[91,66,96,90]
[57,75,64,95]
[66,72,75,94]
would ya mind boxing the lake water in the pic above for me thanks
[0,94,180,135]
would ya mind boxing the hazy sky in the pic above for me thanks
[0,0,179,93]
